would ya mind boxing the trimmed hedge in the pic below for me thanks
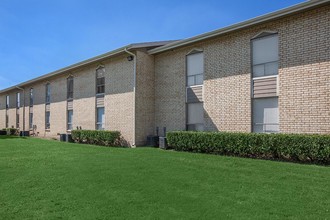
[2,128,19,136]
[71,130,121,147]
[167,131,330,164]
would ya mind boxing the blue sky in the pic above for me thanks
[0,0,305,89]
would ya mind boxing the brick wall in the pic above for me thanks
[279,5,330,133]
[154,36,252,133]
[0,3,329,141]
[154,48,187,135]
[104,54,134,145]
[154,4,330,134]
[0,53,136,143]
[73,65,96,131]
[135,50,156,145]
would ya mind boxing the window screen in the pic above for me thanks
[5,96,9,109]
[16,93,20,108]
[96,107,105,130]
[16,112,19,128]
[30,89,33,106]
[29,113,33,129]
[187,52,204,86]
[46,83,51,104]
[187,103,204,131]
[45,111,50,129]
[96,67,105,94]
[67,77,74,99]
[253,97,279,133]
[67,110,73,130]
[252,34,278,77]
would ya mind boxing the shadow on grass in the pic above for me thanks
[0,135,28,140]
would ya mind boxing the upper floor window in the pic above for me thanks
[45,83,51,104]
[16,92,20,108]
[30,88,33,106]
[5,95,9,109]
[252,34,279,78]
[67,76,74,100]
[96,67,105,94]
[186,52,204,86]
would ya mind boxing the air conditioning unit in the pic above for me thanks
[147,135,159,147]
[159,137,167,149]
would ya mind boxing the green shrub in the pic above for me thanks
[3,128,19,136]
[167,131,330,164]
[71,130,121,147]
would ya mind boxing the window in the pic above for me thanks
[96,107,105,130]
[186,51,204,131]
[5,113,8,128]
[16,93,20,108]
[45,111,50,129]
[96,67,105,94]
[187,103,204,131]
[252,33,279,133]
[6,95,9,109]
[29,113,33,130]
[16,112,20,128]
[30,88,33,106]
[67,76,74,99]
[252,34,279,77]
[186,52,204,86]
[253,98,279,133]
[45,83,51,104]
[67,110,73,130]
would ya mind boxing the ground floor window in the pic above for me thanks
[45,111,50,130]
[67,110,73,130]
[96,107,105,130]
[253,97,279,133]
[5,112,8,128]
[186,102,204,131]
[16,112,19,128]
[29,113,33,129]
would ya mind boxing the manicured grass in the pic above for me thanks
[0,136,329,219]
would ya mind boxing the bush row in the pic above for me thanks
[71,130,121,147]
[166,131,330,164]
[1,128,19,135]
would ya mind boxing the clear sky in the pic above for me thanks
[0,0,305,90]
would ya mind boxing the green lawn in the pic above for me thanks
[0,136,329,219]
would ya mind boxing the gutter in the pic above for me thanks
[124,48,137,147]
[149,0,330,54]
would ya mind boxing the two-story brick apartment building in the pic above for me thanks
[1,0,329,146]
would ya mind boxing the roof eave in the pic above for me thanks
[0,40,180,94]
[149,0,330,54]
[0,45,132,94]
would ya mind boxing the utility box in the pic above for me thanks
[60,134,67,142]
[19,131,30,137]
[146,135,159,147]
[159,137,168,149]
[66,134,73,143]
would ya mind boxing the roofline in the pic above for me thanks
[0,41,176,94]
[149,0,330,54]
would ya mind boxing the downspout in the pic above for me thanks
[16,86,25,137]
[124,48,136,147]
